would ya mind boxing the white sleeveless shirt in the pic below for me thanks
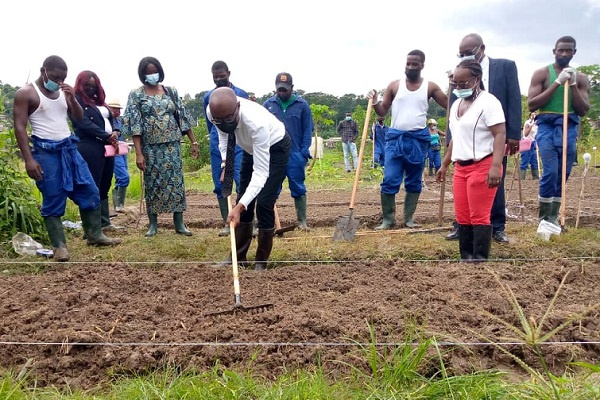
[29,81,71,140]
[390,78,429,131]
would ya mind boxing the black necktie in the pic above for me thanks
[221,133,236,198]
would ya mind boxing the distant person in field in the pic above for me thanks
[72,70,120,231]
[107,99,130,213]
[519,112,539,180]
[437,59,506,262]
[203,61,249,237]
[337,112,359,173]
[13,55,121,262]
[367,49,448,229]
[121,56,199,237]
[264,72,314,231]
[208,87,290,271]
[426,118,444,176]
[527,35,590,226]
[370,116,388,168]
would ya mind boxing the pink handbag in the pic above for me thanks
[104,142,130,157]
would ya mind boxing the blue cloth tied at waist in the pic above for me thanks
[385,127,431,164]
[31,135,94,192]
[536,113,579,147]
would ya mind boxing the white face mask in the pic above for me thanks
[145,73,160,86]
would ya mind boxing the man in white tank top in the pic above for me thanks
[13,56,121,262]
[367,50,448,229]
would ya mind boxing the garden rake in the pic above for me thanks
[205,194,274,317]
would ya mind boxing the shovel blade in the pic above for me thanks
[333,215,360,241]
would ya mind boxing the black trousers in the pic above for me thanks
[77,140,115,201]
[238,133,290,229]
[489,155,508,233]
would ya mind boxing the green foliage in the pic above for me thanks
[181,124,210,172]
[0,130,45,243]
[309,103,335,139]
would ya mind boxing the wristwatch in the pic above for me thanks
[192,141,198,145]
[220,161,226,168]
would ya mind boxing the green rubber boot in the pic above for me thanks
[174,212,192,236]
[519,170,527,180]
[217,197,230,237]
[531,169,539,180]
[80,207,121,246]
[550,201,561,226]
[113,186,127,212]
[403,192,421,228]
[538,201,552,222]
[294,195,309,231]
[374,193,396,230]
[44,216,69,262]
[145,213,158,237]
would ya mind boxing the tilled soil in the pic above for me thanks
[1,168,600,388]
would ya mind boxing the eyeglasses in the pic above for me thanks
[450,78,475,89]
[457,44,481,58]
[211,103,239,125]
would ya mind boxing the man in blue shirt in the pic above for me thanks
[203,61,249,236]
[264,72,314,230]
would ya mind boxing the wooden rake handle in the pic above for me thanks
[349,98,374,210]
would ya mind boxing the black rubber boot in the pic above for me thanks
[217,197,230,237]
[101,198,122,231]
[538,202,552,222]
[403,192,421,228]
[550,201,561,226]
[255,227,275,271]
[458,224,474,261]
[173,212,192,236]
[472,225,493,262]
[80,207,121,246]
[294,195,309,231]
[44,216,69,262]
[213,221,254,268]
[145,213,158,237]
[531,169,539,180]
[113,186,127,212]
[374,193,396,230]
[428,167,434,176]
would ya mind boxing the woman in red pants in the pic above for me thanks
[437,59,506,261]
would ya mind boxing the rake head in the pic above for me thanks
[204,302,274,317]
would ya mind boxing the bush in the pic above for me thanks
[182,125,210,172]
[0,130,45,243]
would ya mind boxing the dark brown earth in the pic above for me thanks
[1,168,599,388]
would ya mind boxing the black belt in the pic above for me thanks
[456,153,492,167]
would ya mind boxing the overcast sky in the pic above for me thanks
[2,0,598,108]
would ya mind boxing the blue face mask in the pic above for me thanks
[345,116,351,121]
[453,88,474,99]
[145,73,160,86]
[43,69,60,92]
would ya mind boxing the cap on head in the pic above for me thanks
[275,72,293,90]
[428,118,437,125]
[107,98,122,109]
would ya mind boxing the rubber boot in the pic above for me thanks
[538,202,552,222]
[374,193,396,230]
[114,186,127,212]
[255,227,275,271]
[101,199,122,231]
[145,213,158,237]
[215,221,254,268]
[531,169,539,180]
[217,197,230,237]
[403,192,421,228]
[44,216,69,262]
[80,207,121,246]
[519,170,527,180]
[173,212,192,236]
[294,195,309,231]
[472,225,493,262]
[457,224,474,261]
[428,167,434,177]
[550,201,561,226]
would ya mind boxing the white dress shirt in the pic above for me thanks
[207,97,286,208]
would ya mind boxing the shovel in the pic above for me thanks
[560,83,569,228]
[205,194,273,317]
[333,98,373,241]
[274,204,296,237]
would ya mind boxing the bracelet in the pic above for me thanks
[191,141,198,145]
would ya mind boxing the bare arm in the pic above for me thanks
[60,83,83,121]
[528,68,558,112]
[487,122,506,188]
[13,87,43,181]
[429,82,448,110]
[571,73,590,116]
[373,80,398,117]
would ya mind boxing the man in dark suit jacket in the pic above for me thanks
[445,33,522,243]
